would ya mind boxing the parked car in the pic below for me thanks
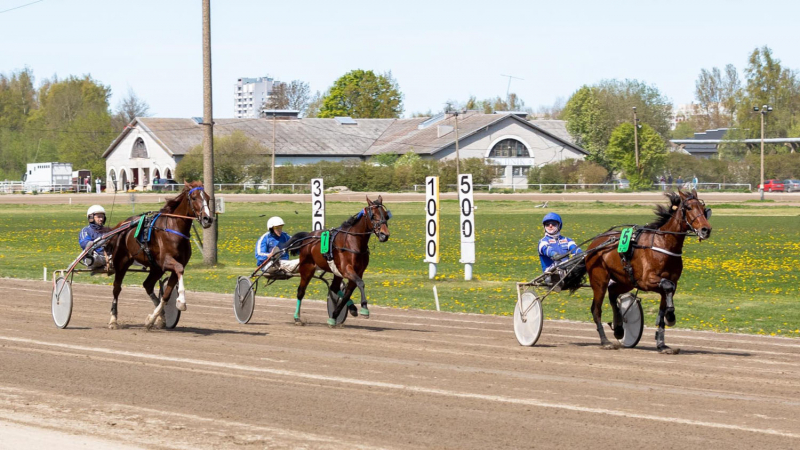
[783,179,800,192]
[612,179,630,189]
[152,178,179,191]
[759,179,785,192]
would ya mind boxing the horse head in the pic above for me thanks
[184,181,214,229]
[678,189,712,240]
[365,195,391,242]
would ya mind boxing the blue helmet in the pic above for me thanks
[542,212,563,228]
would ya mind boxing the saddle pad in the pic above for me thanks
[617,227,633,253]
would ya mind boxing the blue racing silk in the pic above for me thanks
[79,223,106,250]
[255,231,291,266]
[538,233,582,271]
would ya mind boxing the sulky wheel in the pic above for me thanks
[233,276,255,324]
[618,294,644,348]
[514,292,543,346]
[51,276,73,329]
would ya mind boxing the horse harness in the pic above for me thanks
[130,211,194,268]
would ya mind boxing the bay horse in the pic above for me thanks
[108,181,214,329]
[583,190,712,353]
[284,196,390,326]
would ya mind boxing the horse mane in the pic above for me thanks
[340,211,364,228]
[339,198,383,228]
[159,181,202,213]
[646,190,693,229]
[285,231,311,256]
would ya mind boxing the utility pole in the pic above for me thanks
[271,112,276,191]
[756,104,773,201]
[453,110,460,175]
[632,107,640,173]
[501,74,523,108]
[201,0,217,265]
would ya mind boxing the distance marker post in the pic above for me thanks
[311,178,325,231]
[458,174,476,280]
[424,176,440,279]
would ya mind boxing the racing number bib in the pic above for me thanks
[617,228,633,253]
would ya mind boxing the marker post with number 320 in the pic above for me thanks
[458,174,476,280]
[311,178,325,231]
[424,176,440,279]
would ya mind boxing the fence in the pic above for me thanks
[413,182,753,192]
[0,181,99,194]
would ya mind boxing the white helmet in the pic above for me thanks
[267,216,285,230]
[87,205,106,221]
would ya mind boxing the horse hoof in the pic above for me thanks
[359,308,370,318]
[601,342,620,350]
[613,326,624,340]
[176,300,187,311]
[294,317,306,326]
[154,315,166,329]
[348,305,358,317]
[108,322,119,330]
[659,346,680,355]
[327,318,337,327]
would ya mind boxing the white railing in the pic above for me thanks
[413,182,753,192]
[0,182,96,194]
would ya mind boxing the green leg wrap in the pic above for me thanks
[346,300,354,307]
[294,299,302,319]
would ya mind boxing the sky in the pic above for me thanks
[2,0,800,119]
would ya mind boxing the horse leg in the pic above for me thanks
[160,256,186,311]
[659,278,677,326]
[294,264,316,325]
[590,274,618,349]
[143,268,166,329]
[331,276,358,317]
[109,259,133,329]
[656,285,680,355]
[606,280,628,340]
[342,269,368,318]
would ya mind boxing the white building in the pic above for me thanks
[234,77,274,118]
[102,112,587,191]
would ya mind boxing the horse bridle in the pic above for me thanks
[364,204,391,236]
[681,197,711,235]
[186,186,211,221]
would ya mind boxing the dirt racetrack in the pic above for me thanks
[1,277,798,449]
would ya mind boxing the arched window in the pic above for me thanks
[489,139,529,158]
[131,137,148,158]
[165,168,173,179]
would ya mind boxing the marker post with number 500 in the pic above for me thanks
[311,178,325,231]
[424,176,440,279]
[458,174,476,280]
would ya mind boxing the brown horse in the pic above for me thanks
[284,196,390,326]
[108,181,214,329]
[583,190,712,353]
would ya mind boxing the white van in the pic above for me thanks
[22,162,73,193]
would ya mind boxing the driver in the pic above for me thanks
[538,212,582,272]
[255,216,300,274]
[79,204,112,270]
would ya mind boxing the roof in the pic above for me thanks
[104,113,587,158]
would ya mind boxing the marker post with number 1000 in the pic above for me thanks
[424,176,440,279]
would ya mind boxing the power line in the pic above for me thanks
[0,0,43,14]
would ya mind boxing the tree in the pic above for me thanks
[112,88,150,131]
[694,64,740,130]
[318,70,403,118]
[671,120,697,140]
[735,46,800,139]
[606,122,667,188]
[562,79,672,167]
[264,80,311,114]
[176,131,268,183]
[304,91,324,118]
[371,152,399,166]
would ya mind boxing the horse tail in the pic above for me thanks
[285,231,311,256]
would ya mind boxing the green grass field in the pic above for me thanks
[0,199,798,337]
